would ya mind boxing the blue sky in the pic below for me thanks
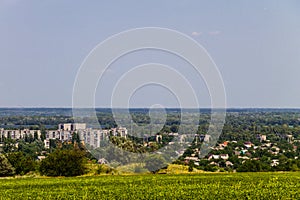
[0,1,299,108]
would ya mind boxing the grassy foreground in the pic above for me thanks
[1,172,299,199]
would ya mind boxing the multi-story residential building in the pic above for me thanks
[0,124,128,149]
[58,123,86,131]
[44,123,127,149]
[0,128,41,141]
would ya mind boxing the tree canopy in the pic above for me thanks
[39,148,87,177]
[0,154,15,177]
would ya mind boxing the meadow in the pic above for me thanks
[0,172,299,199]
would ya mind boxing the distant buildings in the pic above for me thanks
[286,134,293,143]
[258,134,267,142]
[0,128,41,140]
[244,141,253,148]
[44,123,128,149]
[0,124,128,149]
[58,123,86,131]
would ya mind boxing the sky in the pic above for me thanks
[0,0,300,108]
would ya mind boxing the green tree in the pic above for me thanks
[39,125,46,141]
[39,148,87,177]
[34,131,39,141]
[144,154,167,173]
[236,160,270,172]
[0,154,15,177]
[17,140,44,159]
[3,138,17,153]
[28,134,34,143]
[188,164,194,172]
[6,152,36,175]
[72,132,80,144]
[49,139,57,150]
[24,134,29,143]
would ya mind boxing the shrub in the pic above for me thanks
[96,164,114,174]
[134,165,144,173]
[188,165,193,172]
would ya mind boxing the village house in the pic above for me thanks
[244,141,253,148]
[271,159,279,167]
[258,134,267,142]
[208,154,220,160]
[220,154,229,160]
[225,161,233,167]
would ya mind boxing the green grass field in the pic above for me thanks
[1,172,299,199]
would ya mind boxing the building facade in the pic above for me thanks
[44,124,127,149]
[0,124,128,149]
[0,128,41,141]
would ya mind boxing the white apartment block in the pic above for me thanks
[0,128,41,140]
[44,124,127,149]
[0,124,128,149]
[58,123,86,131]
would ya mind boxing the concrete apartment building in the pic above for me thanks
[0,128,41,141]
[0,123,128,149]
[58,123,86,131]
[44,123,128,149]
